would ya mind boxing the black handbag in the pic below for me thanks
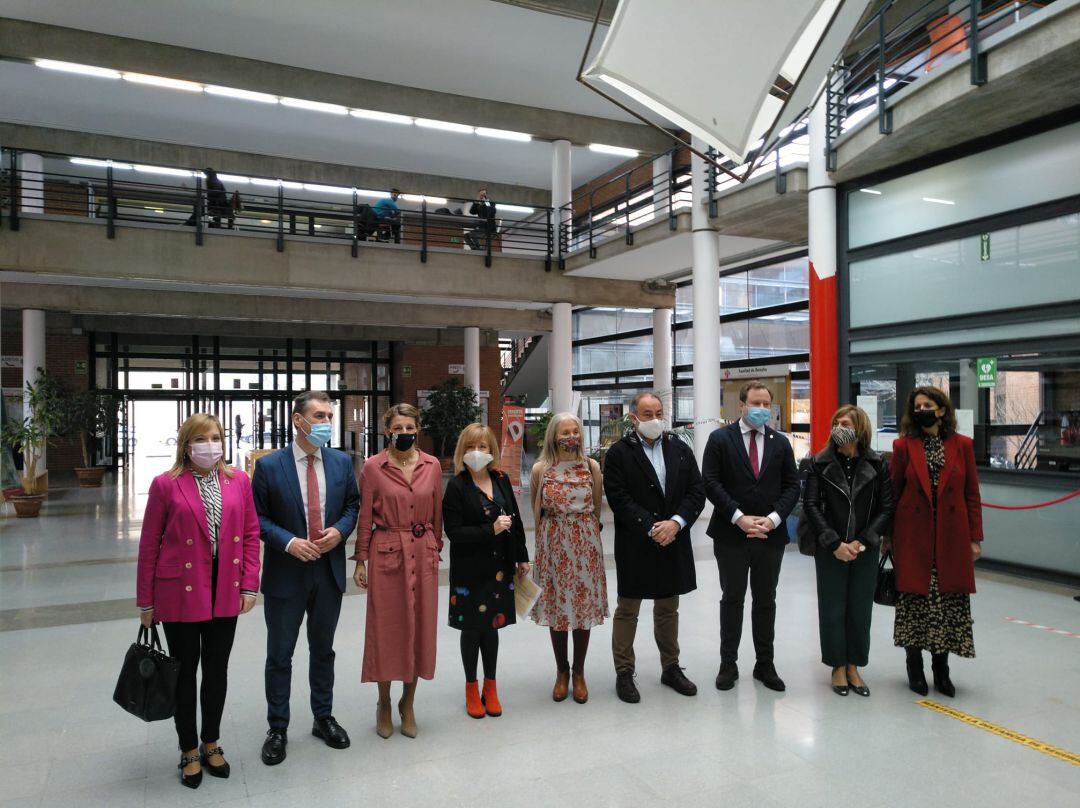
[874,552,898,607]
[113,624,179,722]
[795,511,816,556]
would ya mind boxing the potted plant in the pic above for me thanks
[420,378,481,471]
[63,389,117,487]
[0,371,70,515]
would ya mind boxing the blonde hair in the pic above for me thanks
[537,412,585,472]
[169,413,234,478]
[831,405,873,452]
[383,403,421,432]
[452,423,500,474]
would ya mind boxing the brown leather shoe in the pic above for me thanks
[572,672,589,704]
[552,670,570,702]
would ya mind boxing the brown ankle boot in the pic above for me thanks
[465,682,485,719]
[482,679,502,717]
[572,672,589,704]
[552,669,570,702]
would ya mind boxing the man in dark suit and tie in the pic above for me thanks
[702,380,800,692]
[604,392,706,704]
[252,391,360,765]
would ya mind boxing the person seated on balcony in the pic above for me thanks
[373,189,402,243]
[465,188,497,250]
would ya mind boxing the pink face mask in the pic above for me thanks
[190,441,223,467]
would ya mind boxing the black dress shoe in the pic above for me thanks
[261,728,287,766]
[715,662,739,691]
[661,665,698,696]
[313,715,351,749]
[199,743,230,778]
[831,684,850,696]
[931,654,955,698]
[178,753,202,789]
[615,671,640,703]
[752,663,786,692]
[906,648,929,696]
[850,684,871,697]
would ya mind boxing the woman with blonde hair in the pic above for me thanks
[529,412,607,704]
[352,403,443,738]
[802,405,894,696]
[136,413,261,788]
[442,423,530,718]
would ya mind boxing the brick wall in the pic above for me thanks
[2,330,90,472]
[395,343,503,458]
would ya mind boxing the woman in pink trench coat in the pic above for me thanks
[353,404,443,739]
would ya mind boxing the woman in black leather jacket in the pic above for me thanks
[803,405,895,697]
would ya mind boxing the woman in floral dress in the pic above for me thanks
[529,412,608,704]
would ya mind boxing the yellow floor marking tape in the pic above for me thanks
[917,700,1080,767]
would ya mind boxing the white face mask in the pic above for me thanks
[463,450,493,472]
[190,441,223,468]
[636,418,665,441]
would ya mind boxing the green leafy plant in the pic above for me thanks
[60,389,119,468]
[527,411,555,445]
[0,370,67,494]
[421,378,482,457]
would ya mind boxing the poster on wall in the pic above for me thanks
[501,404,526,492]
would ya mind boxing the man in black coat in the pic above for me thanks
[702,381,800,693]
[604,392,705,704]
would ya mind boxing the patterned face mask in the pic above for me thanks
[831,425,858,447]
[557,436,580,452]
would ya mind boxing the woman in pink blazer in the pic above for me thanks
[137,413,261,789]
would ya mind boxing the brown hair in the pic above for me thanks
[739,380,773,403]
[452,423,500,474]
[900,385,957,438]
[383,402,422,432]
[169,413,234,478]
[292,390,332,416]
[831,405,872,451]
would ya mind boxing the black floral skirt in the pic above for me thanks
[893,567,975,657]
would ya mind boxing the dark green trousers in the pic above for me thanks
[814,545,878,667]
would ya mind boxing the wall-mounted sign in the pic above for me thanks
[0,356,22,368]
[402,365,412,378]
[976,357,997,388]
[721,363,790,381]
[74,360,88,375]
[980,233,990,262]
[448,364,465,375]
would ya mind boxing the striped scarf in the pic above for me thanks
[193,469,222,557]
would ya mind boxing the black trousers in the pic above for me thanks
[263,557,342,729]
[162,616,238,751]
[715,538,785,665]
[815,544,877,667]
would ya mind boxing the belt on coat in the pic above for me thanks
[375,522,433,537]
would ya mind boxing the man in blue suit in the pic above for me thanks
[252,391,360,765]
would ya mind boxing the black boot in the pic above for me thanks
[905,647,928,696]
[931,653,955,697]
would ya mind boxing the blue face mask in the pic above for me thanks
[300,417,332,448]
[744,406,771,428]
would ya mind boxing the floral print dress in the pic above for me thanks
[530,461,609,631]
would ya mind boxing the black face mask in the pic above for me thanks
[913,409,940,429]
[386,432,417,452]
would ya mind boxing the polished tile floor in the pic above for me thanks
[1,471,1078,807]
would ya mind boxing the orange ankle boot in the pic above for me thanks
[482,679,503,717]
[465,681,485,719]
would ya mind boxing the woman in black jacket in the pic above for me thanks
[803,405,895,697]
[442,423,530,719]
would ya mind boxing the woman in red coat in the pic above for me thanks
[889,386,983,698]
[137,413,261,788]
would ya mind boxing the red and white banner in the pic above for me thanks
[500,405,526,492]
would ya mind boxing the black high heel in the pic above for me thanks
[906,647,928,696]
[200,743,230,778]
[931,653,956,697]
[178,753,202,789]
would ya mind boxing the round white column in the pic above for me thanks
[690,137,721,468]
[549,302,573,414]
[463,326,481,403]
[19,153,44,214]
[652,307,673,412]
[552,139,572,258]
[22,308,47,473]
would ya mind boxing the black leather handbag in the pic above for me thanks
[874,552,898,607]
[113,624,179,722]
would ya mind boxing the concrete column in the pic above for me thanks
[808,95,839,453]
[463,326,481,401]
[549,302,573,414]
[22,308,46,474]
[652,151,672,222]
[690,137,721,468]
[19,153,44,214]
[552,139,572,257]
[652,307,673,413]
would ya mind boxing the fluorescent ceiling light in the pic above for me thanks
[205,85,278,103]
[35,59,121,79]
[304,183,353,195]
[355,189,391,199]
[70,157,133,170]
[249,178,302,189]
[922,197,955,205]
[475,127,532,142]
[350,109,413,125]
[217,174,249,184]
[402,194,448,204]
[280,97,348,115]
[499,204,536,214]
[279,180,303,190]
[415,118,475,134]
[123,72,202,92]
[589,143,639,158]
[859,188,882,195]
[135,164,194,176]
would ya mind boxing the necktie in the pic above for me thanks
[306,455,323,540]
[748,430,760,478]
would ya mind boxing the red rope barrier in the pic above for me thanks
[983,488,1080,511]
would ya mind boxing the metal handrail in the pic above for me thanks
[1015,410,1046,469]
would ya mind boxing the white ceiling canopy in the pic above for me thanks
[579,0,872,171]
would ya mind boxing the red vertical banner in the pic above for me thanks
[809,261,838,453]
[500,404,526,491]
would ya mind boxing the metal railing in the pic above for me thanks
[0,150,558,271]
[1015,410,1046,469]
[825,0,1055,160]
